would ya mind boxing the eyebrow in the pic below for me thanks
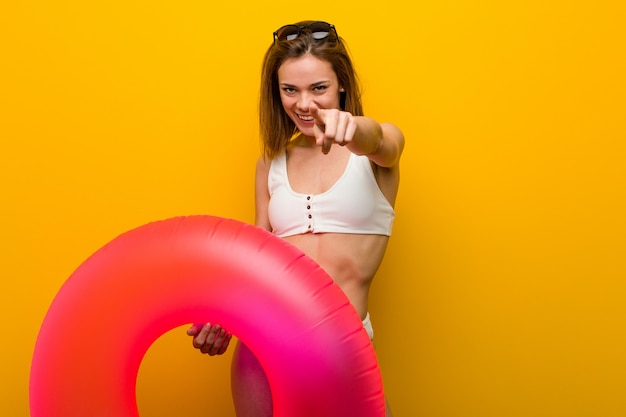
[280,80,331,88]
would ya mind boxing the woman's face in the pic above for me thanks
[277,54,342,137]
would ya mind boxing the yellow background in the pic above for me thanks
[1,1,625,416]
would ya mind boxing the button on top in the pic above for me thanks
[306,196,313,231]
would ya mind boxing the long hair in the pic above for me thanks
[259,22,363,159]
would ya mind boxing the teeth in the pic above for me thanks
[297,114,313,121]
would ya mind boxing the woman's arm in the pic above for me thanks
[350,119,405,169]
[309,104,405,168]
[185,157,273,355]
[255,156,272,231]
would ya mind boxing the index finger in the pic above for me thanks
[186,322,204,336]
[309,104,325,127]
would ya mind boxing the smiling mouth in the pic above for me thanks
[296,114,314,122]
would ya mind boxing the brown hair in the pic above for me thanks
[259,21,363,159]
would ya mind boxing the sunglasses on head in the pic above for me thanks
[273,21,338,43]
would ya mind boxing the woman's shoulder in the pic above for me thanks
[256,155,271,172]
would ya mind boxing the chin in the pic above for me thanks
[298,127,315,137]
[292,121,314,137]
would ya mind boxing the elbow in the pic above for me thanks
[375,123,405,168]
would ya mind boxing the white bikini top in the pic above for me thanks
[267,151,395,237]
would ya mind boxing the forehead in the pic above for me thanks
[277,54,337,84]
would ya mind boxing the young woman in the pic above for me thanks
[187,21,404,417]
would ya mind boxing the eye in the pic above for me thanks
[282,87,296,94]
[313,85,328,92]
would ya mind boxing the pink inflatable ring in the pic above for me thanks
[30,215,384,417]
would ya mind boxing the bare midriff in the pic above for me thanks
[283,232,389,320]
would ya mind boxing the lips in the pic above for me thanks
[296,113,314,122]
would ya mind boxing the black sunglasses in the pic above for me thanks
[273,21,338,43]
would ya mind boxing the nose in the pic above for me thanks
[296,92,314,112]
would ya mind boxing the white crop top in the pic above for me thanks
[267,152,395,237]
